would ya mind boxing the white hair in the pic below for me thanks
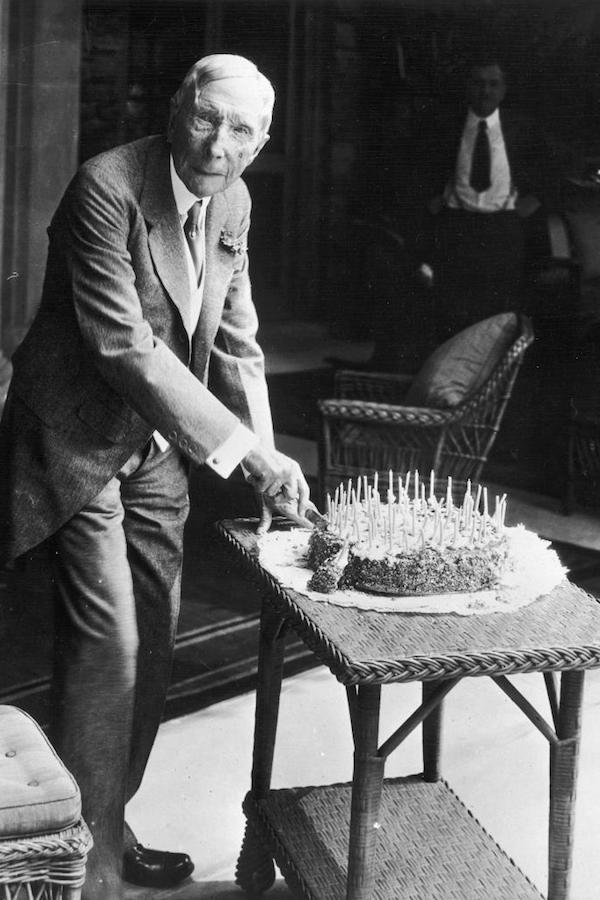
[172,54,275,135]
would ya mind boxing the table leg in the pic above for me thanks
[548,670,585,900]
[422,680,443,782]
[346,684,385,900]
[236,603,287,896]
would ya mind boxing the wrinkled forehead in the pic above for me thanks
[190,77,270,127]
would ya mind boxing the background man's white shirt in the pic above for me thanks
[446,108,517,212]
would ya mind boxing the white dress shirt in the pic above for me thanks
[446,108,517,213]
[170,157,208,335]
[152,160,258,477]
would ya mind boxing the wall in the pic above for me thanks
[0,0,82,356]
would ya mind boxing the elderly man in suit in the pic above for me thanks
[0,54,311,899]
[417,50,565,341]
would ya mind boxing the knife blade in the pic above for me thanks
[304,503,330,531]
[272,494,329,530]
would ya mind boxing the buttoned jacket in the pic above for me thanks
[0,135,273,562]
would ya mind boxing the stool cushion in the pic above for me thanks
[0,705,81,838]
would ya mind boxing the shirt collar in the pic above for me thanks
[466,107,500,129]
[169,156,210,217]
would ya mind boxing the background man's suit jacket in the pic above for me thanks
[0,135,274,562]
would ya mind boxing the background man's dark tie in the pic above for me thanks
[184,201,203,284]
[470,119,491,193]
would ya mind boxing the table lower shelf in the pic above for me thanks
[242,776,545,900]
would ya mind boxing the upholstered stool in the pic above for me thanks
[0,705,92,899]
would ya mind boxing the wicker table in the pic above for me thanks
[217,519,600,900]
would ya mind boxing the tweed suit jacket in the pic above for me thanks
[0,135,274,563]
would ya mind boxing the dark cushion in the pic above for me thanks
[405,313,518,409]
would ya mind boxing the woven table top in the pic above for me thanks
[218,519,600,684]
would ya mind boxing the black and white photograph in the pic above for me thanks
[1,2,600,898]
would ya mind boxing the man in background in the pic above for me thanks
[330,50,568,373]
[0,54,311,899]
[418,50,568,340]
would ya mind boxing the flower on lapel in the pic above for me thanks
[219,228,247,256]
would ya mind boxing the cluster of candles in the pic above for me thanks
[325,470,508,553]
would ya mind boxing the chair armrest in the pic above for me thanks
[529,255,579,293]
[318,398,455,427]
[547,212,573,260]
[529,213,578,291]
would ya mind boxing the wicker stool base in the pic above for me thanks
[242,776,544,899]
[0,821,93,900]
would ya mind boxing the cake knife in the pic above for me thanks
[273,494,329,530]
[304,503,329,531]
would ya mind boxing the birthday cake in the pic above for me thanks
[306,473,510,596]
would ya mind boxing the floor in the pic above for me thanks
[124,667,600,900]
[120,322,600,900]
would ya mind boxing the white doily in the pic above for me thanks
[257,525,567,616]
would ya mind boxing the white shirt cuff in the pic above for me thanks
[206,423,259,478]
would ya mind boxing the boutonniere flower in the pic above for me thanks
[219,228,247,256]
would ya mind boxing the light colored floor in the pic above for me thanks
[124,323,600,899]
[125,665,600,900]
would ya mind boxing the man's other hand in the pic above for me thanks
[427,194,444,216]
[243,444,311,534]
[515,194,541,218]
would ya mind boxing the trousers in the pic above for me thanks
[433,207,525,341]
[48,440,190,899]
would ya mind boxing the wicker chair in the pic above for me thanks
[0,705,92,899]
[317,314,534,505]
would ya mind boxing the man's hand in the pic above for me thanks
[515,194,541,219]
[242,443,311,534]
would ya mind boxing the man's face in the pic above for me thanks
[466,64,506,118]
[168,78,269,197]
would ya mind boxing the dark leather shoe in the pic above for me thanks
[122,843,194,887]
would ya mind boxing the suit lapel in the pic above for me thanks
[140,139,191,324]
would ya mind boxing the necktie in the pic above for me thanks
[184,201,203,284]
[470,119,491,193]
